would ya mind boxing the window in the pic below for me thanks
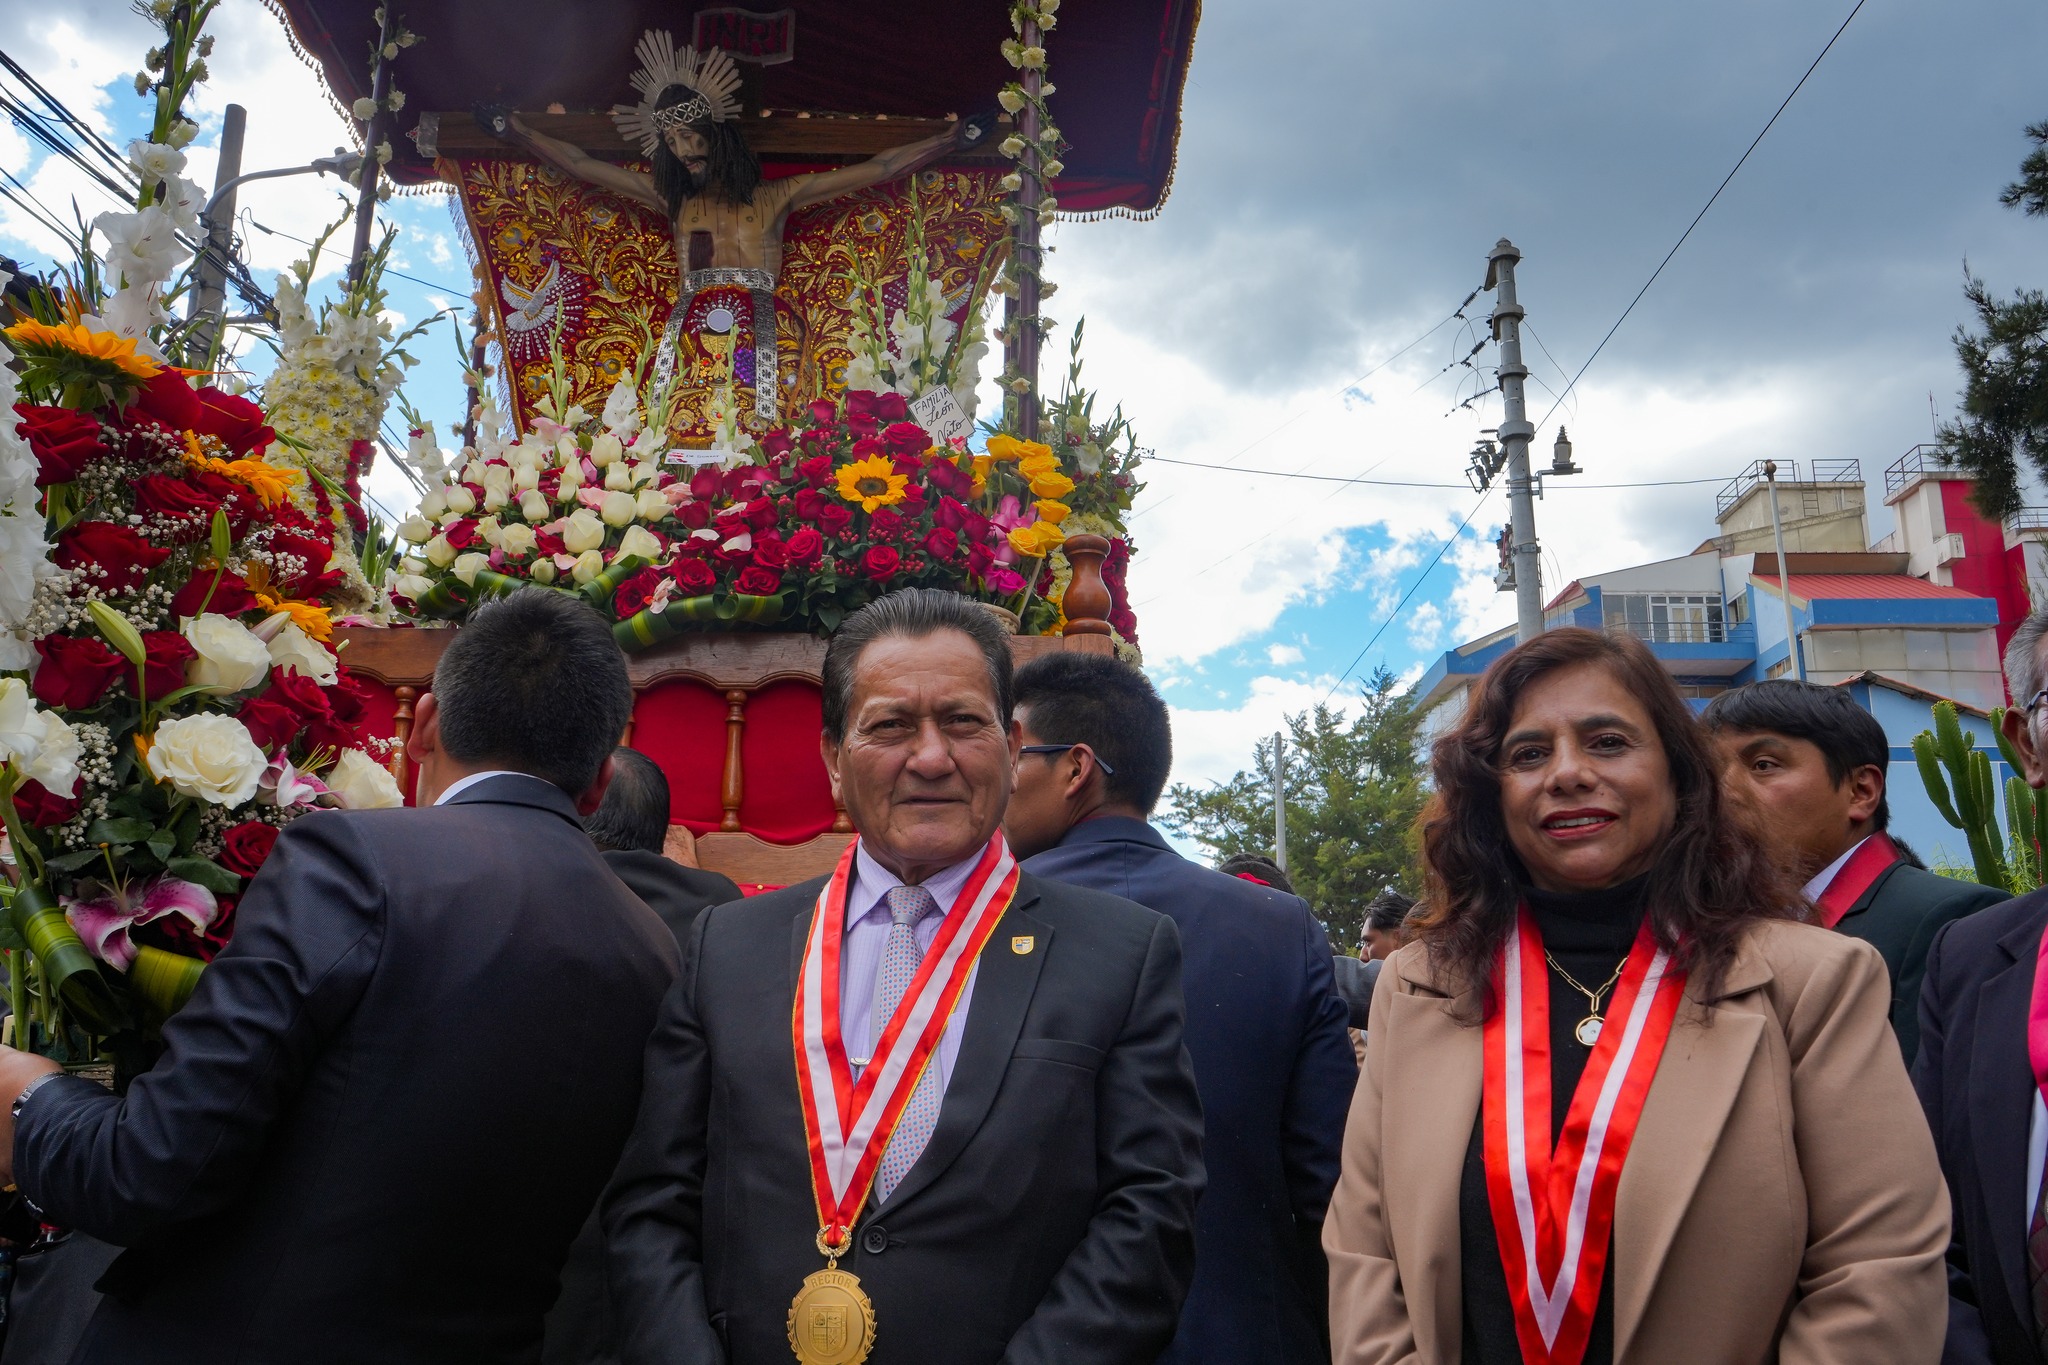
[1603,593,1726,644]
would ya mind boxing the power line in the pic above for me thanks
[247,218,467,296]
[1144,453,1736,491]
[1323,491,1493,701]
[1531,0,1870,432]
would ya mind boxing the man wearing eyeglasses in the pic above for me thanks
[1004,652,1356,1365]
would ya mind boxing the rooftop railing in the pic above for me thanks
[1715,459,1862,517]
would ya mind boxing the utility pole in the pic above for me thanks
[1486,239,1543,644]
[1271,730,1288,876]
[188,103,245,364]
[1763,461,1806,681]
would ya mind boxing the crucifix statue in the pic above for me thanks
[501,31,977,431]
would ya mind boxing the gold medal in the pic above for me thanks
[787,1264,876,1365]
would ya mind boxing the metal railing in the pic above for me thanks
[1604,620,1756,649]
[1884,444,1961,498]
[2007,508,2048,536]
[1715,459,1863,517]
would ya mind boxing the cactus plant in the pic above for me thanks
[1913,700,2012,890]
[1994,706,2048,893]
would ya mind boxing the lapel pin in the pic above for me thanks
[1010,936,1035,955]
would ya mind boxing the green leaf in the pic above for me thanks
[44,848,104,874]
[165,858,242,895]
[146,829,177,863]
[85,817,155,846]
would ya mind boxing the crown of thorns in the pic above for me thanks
[610,29,742,157]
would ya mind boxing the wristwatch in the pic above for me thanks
[10,1072,62,1122]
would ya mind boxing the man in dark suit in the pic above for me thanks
[545,749,740,1365]
[0,588,679,1364]
[604,588,1204,1364]
[1918,610,2048,1365]
[1002,652,1356,1365]
[587,747,743,939]
[1705,678,2006,1064]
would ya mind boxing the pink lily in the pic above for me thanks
[64,876,219,971]
[261,753,327,808]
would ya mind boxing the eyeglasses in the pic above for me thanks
[1017,743,1116,776]
[2027,689,2048,717]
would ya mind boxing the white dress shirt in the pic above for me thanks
[838,842,983,1093]
[434,770,542,805]
[2029,1094,2047,1228]
[1802,836,1871,903]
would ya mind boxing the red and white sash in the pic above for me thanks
[1810,833,1902,929]
[791,835,1020,1249]
[2027,916,2048,1117]
[1481,907,1688,1365]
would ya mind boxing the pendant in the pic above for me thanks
[1575,1014,1603,1047]
[787,1263,877,1365]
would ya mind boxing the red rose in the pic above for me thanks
[761,428,796,460]
[218,821,280,877]
[867,508,907,543]
[851,437,888,463]
[13,777,80,828]
[735,565,783,596]
[862,545,902,581]
[967,543,995,577]
[128,369,202,433]
[816,504,853,537]
[171,564,258,619]
[922,526,961,562]
[873,392,909,422]
[307,670,372,755]
[194,387,274,457]
[672,558,717,595]
[32,633,123,709]
[751,535,790,570]
[807,398,839,426]
[844,392,882,435]
[534,529,566,558]
[136,630,196,702]
[442,518,478,551]
[613,565,665,618]
[743,496,779,531]
[135,473,227,540]
[238,667,333,754]
[924,454,974,498]
[793,487,828,521]
[785,527,825,569]
[55,520,172,592]
[675,499,711,530]
[883,421,930,455]
[688,468,724,502]
[13,404,104,486]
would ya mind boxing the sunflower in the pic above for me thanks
[4,318,162,406]
[835,455,909,513]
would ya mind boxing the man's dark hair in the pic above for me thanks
[1365,888,1415,934]
[650,85,761,219]
[1700,679,1891,831]
[1216,852,1294,896]
[583,748,671,853]
[822,588,1013,743]
[432,588,632,794]
[1012,651,1173,815]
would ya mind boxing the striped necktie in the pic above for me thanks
[874,884,943,1201]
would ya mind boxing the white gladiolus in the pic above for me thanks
[561,510,605,553]
[601,379,642,439]
[600,490,637,527]
[327,748,404,809]
[126,139,187,184]
[183,614,274,693]
[267,622,339,685]
[0,680,79,793]
[147,714,268,806]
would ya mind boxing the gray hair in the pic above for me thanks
[821,588,1013,743]
[2007,606,2048,714]
[433,587,633,794]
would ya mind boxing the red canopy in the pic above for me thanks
[263,0,1199,215]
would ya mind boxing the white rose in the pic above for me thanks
[600,490,637,527]
[392,573,433,601]
[147,713,267,805]
[558,458,584,492]
[617,525,663,562]
[556,435,582,466]
[424,534,458,568]
[635,488,670,521]
[442,485,477,516]
[399,556,429,576]
[474,516,503,546]
[520,490,550,522]
[604,462,631,491]
[571,549,604,585]
[627,461,658,488]
[398,514,434,544]
[328,748,404,810]
[589,432,622,467]
[529,559,557,586]
[183,614,273,693]
[451,552,491,587]
[561,509,605,553]
[513,462,541,491]
[498,523,537,558]
[419,487,448,520]
[266,622,339,684]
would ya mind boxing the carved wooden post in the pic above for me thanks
[1059,534,1113,636]
[389,685,417,795]
[720,689,747,832]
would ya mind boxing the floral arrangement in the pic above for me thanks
[840,187,995,424]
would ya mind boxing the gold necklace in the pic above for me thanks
[1545,951,1626,1047]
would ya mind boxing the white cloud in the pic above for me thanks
[1266,642,1304,666]
[1166,673,1359,794]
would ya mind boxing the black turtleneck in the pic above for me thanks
[1459,874,1649,1365]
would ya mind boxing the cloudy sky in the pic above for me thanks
[4,0,2046,804]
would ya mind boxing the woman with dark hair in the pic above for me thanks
[1324,627,1948,1365]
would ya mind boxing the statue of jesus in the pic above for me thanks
[502,31,975,430]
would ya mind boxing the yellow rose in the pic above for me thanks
[1035,499,1070,524]
[1018,451,1061,478]
[985,434,1024,463]
[1028,470,1076,499]
[1007,526,1043,558]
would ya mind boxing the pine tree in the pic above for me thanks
[1942,121,2048,520]
[1158,667,1425,950]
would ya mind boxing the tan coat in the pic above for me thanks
[1325,918,1949,1365]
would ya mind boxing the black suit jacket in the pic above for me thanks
[1838,857,2007,1066]
[543,850,741,1365]
[602,866,1206,1365]
[1914,888,2048,1365]
[13,775,680,1365]
[1022,817,1356,1365]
